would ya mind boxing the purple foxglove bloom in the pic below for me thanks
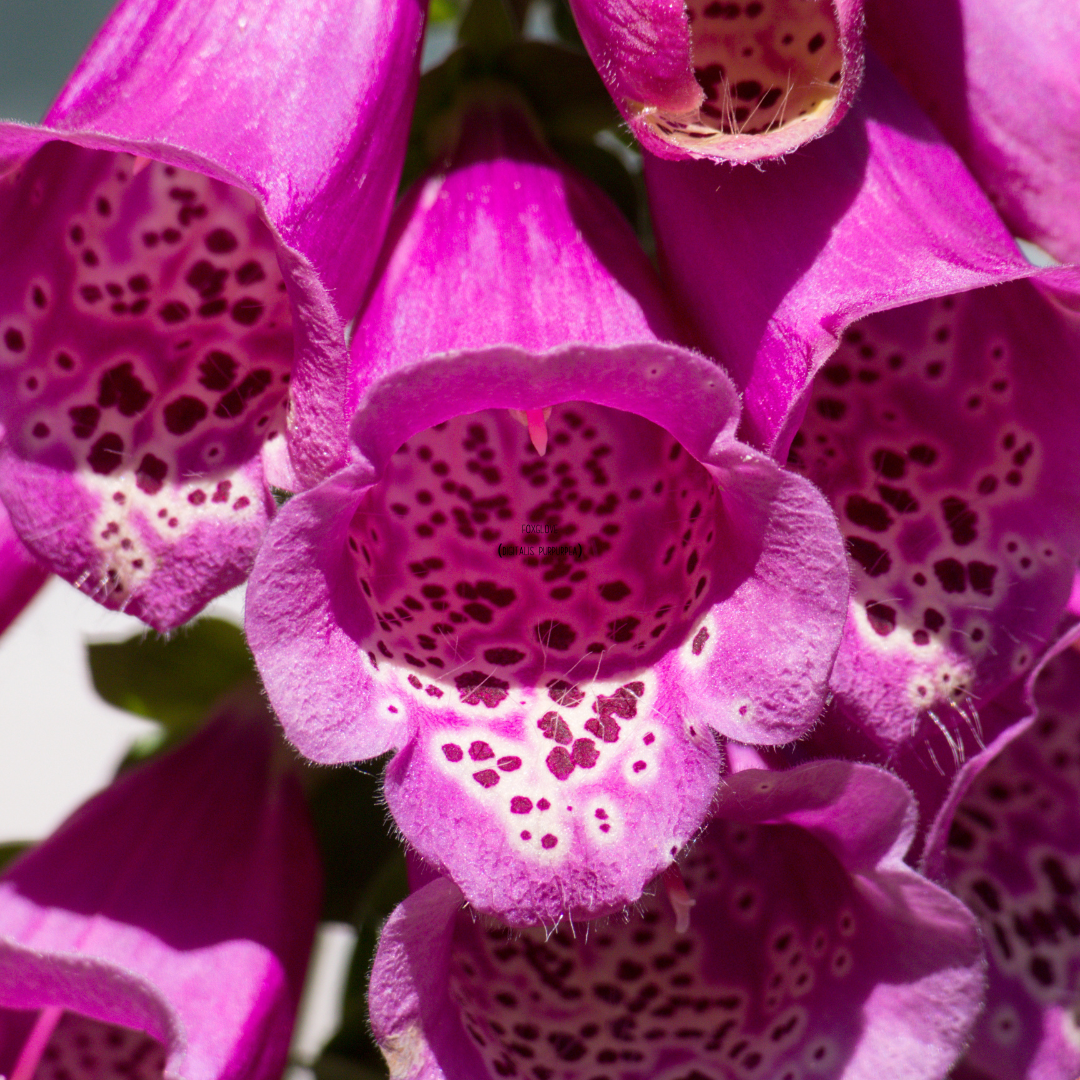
[0,0,425,631]
[566,0,864,162]
[0,694,321,1080]
[933,641,1080,1080]
[246,96,850,925]
[646,57,1080,765]
[0,490,48,637]
[866,0,1080,266]
[369,759,986,1080]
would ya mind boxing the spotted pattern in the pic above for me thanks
[0,141,292,609]
[448,820,867,1080]
[945,649,1080,1064]
[647,0,842,149]
[788,295,1053,721]
[31,1011,165,1080]
[357,404,723,857]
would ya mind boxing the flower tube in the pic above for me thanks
[566,0,864,162]
[0,0,425,630]
[369,760,986,1080]
[0,695,321,1080]
[646,56,1080,776]
[866,0,1080,265]
[246,94,850,925]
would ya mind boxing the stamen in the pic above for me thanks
[662,863,696,933]
[508,407,552,456]
[10,1006,63,1080]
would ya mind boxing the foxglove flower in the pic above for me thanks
[0,694,321,1080]
[866,0,1080,265]
[566,0,863,162]
[0,0,425,630]
[0,490,47,637]
[934,642,1080,1080]
[246,95,850,925]
[647,58,1080,768]
[369,759,985,1080]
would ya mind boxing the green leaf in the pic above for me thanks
[458,0,518,57]
[0,841,31,874]
[88,618,256,734]
[428,0,462,23]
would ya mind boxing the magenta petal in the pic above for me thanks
[867,0,1080,265]
[938,642,1080,1080]
[0,492,47,637]
[370,760,985,1080]
[567,0,864,162]
[0,697,321,1080]
[0,0,425,627]
[645,54,1035,456]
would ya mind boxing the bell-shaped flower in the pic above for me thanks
[0,490,47,637]
[369,757,986,1080]
[565,0,864,163]
[0,0,425,631]
[933,641,1080,1080]
[865,0,1080,266]
[246,93,850,925]
[0,692,322,1080]
[646,56,1080,772]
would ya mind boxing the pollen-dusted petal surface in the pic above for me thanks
[684,0,843,138]
[372,762,986,1080]
[0,142,292,628]
[787,283,1080,754]
[943,645,1080,1080]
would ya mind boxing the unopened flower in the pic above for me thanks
[646,58,1080,767]
[369,759,985,1080]
[0,0,425,630]
[566,0,863,162]
[246,95,850,925]
[0,695,321,1080]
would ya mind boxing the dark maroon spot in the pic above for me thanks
[205,228,238,253]
[82,250,99,266]
[846,536,891,577]
[163,395,208,435]
[70,224,84,243]
[546,746,575,781]
[498,756,522,772]
[759,86,782,108]
[159,301,190,324]
[198,298,228,318]
[442,743,463,762]
[865,601,896,636]
[908,444,938,466]
[877,484,919,514]
[538,712,573,744]
[69,404,101,439]
[845,494,892,533]
[541,834,559,850]
[468,738,494,764]
[128,273,151,294]
[537,798,550,810]
[942,497,978,546]
[924,608,945,633]
[455,672,509,708]
[236,260,266,285]
[734,79,762,101]
[536,620,576,651]
[473,769,500,788]
[188,490,206,505]
[476,581,516,607]
[511,796,533,814]
[607,616,639,643]
[547,679,584,707]
[816,398,846,421]
[820,363,850,386]
[231,297,264,325]
[968,561,997,596]
[198,350,238,391]
[808,32,825,51]
[913,629,930,645]
[31,422,49,438]
[599,581,631,602]
[56,352,75,371]
[572,739,599,768]
[464,602,493,624]
[87,432,124,474]
[95,196,111,216]
[135,453,168,495]
[31,285,46,308]
[97,362,152,417]
[934,558,967,593]
[3,328,25,352]
[692,627,709,655]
